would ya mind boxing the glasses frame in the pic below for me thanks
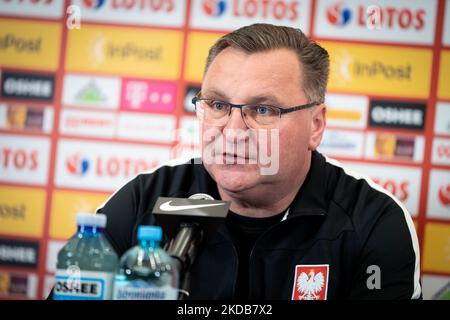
[192,94,320,128]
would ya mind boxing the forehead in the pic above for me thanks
[202,47,303,102]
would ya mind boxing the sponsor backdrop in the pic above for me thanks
[0,0,448,300]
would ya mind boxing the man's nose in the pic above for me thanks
[224,108,247,129]
[223,108,248,143]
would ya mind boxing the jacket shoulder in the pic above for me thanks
[323,157,415,240]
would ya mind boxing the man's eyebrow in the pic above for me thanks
[201,89,229,100]
[247,94,282,105]
[202,89,282,105]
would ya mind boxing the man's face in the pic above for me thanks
[200,47,321,195]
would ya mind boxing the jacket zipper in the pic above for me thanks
[219,227,240,300]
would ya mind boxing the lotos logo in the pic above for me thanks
[66,153,159,178]
[438,184,450,207]
[202,0,227,17]
[372,178,409,202]
[327,2,352,26]
[82,0,106,9]
[66,154,90,176]
[1,148,38,171]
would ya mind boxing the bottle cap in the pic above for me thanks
[137,225,162,241]
[76,213,107,228]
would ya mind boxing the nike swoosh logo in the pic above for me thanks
[159,200,225,212]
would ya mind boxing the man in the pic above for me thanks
[99,24,421,300]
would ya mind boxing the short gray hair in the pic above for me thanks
[204,23,329,103]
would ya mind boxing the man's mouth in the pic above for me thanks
[220,152,256,164]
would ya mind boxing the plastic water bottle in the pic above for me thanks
[53,213,118,300]
[113,225,179,300]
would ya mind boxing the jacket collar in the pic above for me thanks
[283,151,329,219]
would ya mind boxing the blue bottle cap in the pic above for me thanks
[137,225,162,241]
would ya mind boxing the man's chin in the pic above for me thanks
[211,166,260,194]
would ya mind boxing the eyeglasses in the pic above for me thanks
[192,94,320,129]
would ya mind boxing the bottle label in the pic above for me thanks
[53,268,114,300]
[113,279,178,300]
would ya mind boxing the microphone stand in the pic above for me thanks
[167,223,203,300]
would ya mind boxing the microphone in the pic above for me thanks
[152,196,229,299]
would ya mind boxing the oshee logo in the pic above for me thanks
[203,0,227,17]
[369,100,426,131]
[66,154,90,176]
[327,2,352,26]
[0,239,39,268]
[1,72,55,101]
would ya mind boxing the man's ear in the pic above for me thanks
[308,104,326,151]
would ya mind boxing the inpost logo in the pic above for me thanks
[202,0,227,17]
[334,51,412,83]
[423,223,450,273]
[0,186,46,237]
[327,2,352,26]
[91,36,162,64]
[438,50,450,100]
[325,42,432,98]
[50,190,109,240]
[66,26,182,79]
[0,19,61,70]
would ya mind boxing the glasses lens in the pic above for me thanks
[197,100,230,125]
[243,105,280,127]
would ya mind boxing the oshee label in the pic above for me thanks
[54,269,114,300]
[113,279,178,300]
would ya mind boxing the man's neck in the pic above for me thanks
[217,153,312,218]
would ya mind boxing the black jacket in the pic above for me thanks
[98,151,421,300]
